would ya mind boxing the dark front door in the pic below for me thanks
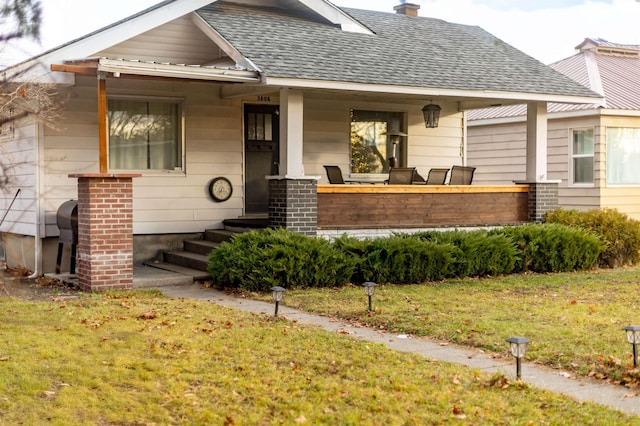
[244,105,279,214]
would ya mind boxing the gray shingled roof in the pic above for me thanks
[196,1,598,99]
[468,38,640,120]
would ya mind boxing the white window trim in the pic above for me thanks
[569,127,595,187]
[107,95,186,175]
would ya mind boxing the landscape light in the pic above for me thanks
[506,336,531,379]
[623,325,640,368]
[362,281,377,311]
[270,286,285,317]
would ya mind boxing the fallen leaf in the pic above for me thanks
[295,415,307,424]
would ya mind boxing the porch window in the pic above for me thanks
[606,127,640,185]
[350,110,403,174]
[571,128,594,184]
[108,98,184,171]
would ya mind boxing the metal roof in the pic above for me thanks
[468,38,640,121]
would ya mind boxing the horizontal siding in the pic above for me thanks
[0,116,37,236]
[303,96,463,183]
[95,15,224,64]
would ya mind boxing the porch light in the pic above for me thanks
[506,336,531,379]
[623,325,640,368]
[363,281,377,311]
[270,286,285,317]
[421,104,441,128]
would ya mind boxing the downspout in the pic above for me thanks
[28,122,44,279]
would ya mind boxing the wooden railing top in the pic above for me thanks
[317,184,530,194]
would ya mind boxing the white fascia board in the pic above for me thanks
[298,0,373,34]
[9,0,217,83]
[264,77,604,105]
[190,13,262,72]
[97,58,261,82]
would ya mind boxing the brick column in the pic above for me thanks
[268,178,318,236]
[69,173,140,291]
[528,181,559,223]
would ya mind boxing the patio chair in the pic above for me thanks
[388,167,416,184]
[413,170,426,184]
[323,165,347,184]
[425,168,449,185]
[448,165,476,185]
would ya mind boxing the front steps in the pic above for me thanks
[144,217,268,281]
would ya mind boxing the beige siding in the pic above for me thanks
[0,116,38,237]
[44,76,244,236]
[95,15,225,65]
[468,114,608,213]
[304,95,463,183]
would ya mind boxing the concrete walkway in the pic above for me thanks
[157,283,640,417]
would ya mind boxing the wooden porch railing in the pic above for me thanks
[317,184,530,229]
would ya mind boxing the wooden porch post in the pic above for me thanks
[525,101,547,181]
[97,73,108,173]
[279,88,305,178]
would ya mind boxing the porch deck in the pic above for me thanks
[317,184,530,229]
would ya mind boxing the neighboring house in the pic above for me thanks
[0,0,600,289]
[468,38,640,219]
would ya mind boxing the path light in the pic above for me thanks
[270,286,285,317]
[362,281,377,311]
[623,325,640,368]
[506,336,531,379]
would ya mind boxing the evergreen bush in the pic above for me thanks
[207,228,355,291]
[495,223,602,273]
[544,208,640,267]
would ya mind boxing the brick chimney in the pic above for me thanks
[394,2,420,16]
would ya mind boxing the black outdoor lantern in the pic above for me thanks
[362,281,377,311]
[421,103,441,128]
[623,325,640,368]
[506,336,531,379]
[270,286,285,317]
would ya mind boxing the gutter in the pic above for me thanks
[28,122,44,279]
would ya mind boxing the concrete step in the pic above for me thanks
[162,250,209,272]
[143,261,210,281]
[204,229,240,243]
[184,239,221,256]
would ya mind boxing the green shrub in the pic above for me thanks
[495,223,602,273]
[207,228,355,291]
[544,208,640,268]
[333,234,455,284]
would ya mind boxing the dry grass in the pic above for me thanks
[0,289,637,424]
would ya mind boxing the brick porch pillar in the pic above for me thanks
[520,181,559,223]
[69,173,140,291]
[268,177,318,236]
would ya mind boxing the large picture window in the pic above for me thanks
[350,110,403,174]
[571,128,594,184]
[108,98,183,171]
[606,127,640,185]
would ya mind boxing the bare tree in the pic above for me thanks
[0,0,60,132]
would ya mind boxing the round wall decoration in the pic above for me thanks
[208,177,233,202]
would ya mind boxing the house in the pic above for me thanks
[0,0,601,290]
[467,38,640,219]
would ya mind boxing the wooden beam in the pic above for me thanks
[50,63,97,76]
[97,75,108,173]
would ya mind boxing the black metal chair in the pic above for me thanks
[388,167,416,184]
[425,168,449,185]
[448,165,475,185]
[323,165,346,184]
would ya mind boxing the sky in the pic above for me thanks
[2,0,639,67]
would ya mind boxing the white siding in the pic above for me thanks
[0,116,38,236]
[44,76,244,236]
[95,15,225,65]
[304,95,463,183]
